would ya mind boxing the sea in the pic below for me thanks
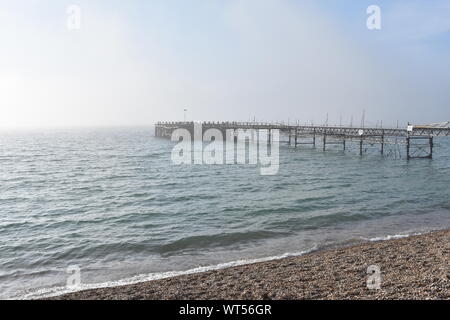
[0,127,449,299]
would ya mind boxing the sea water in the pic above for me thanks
[0,127,449,299]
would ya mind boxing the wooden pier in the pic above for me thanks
[155,121,450,160]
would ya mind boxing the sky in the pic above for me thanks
[0,0,449,129]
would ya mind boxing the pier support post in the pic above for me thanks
[406,137,410,160]
[313,129,316,147]
[295,130,298,148]
[360,139,363,156]
[323,133,327,151]
[268,129,272,145]
[429,136,433,159]
[381,134,385,155]
[288,130,291,146]
[343,139,346,151]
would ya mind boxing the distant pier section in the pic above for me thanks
[155,121,450,160]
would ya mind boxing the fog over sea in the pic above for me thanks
[1,127,449,299]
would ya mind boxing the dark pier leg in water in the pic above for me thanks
[313,129,316,147]
[295,131,298,148]
[406,137,411,160]
[381,134,385,155]
[429,136,434,159]
[323,133,327,151]
[407,136,434,160]
[288,130,291,146]
[343,139,346,151]
[360,139,363,156]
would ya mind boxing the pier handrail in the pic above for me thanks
[155,121,450,137]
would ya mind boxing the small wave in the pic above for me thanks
[266,212,369,231]
[363,232,423,242]
[156,230,285,254]
[247,207,304,217]
[294,195,335,204]
[0,221,31,230]
[14,247,316,300]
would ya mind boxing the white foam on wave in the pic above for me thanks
[14,246,317,300]
[363,232,423,242]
